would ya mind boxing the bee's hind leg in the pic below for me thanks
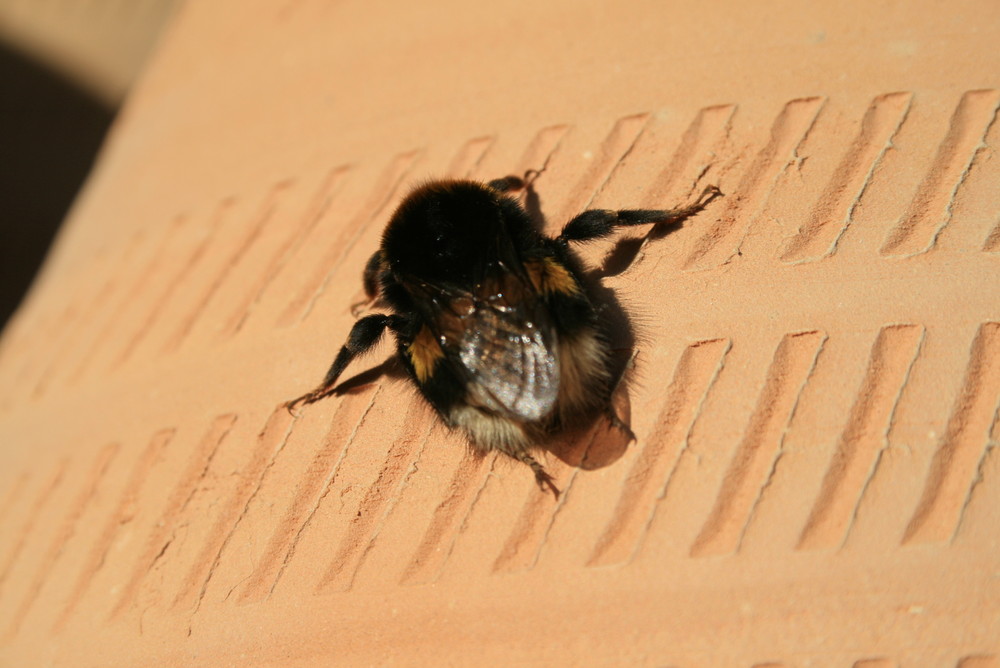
[605,350,638,443]
[605,408,636,443]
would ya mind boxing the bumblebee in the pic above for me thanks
[288,175,721,494]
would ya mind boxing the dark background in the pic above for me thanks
[0,42,113,329]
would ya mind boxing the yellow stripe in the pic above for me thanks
[408,326,443,382]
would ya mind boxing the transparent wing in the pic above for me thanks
[431,268,561,422]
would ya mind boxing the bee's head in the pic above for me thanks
[382,180,508,285]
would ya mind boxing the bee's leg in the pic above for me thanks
[556,185,722,245]
[286,313,406,412]
[352,250,387,315]
[361,251,385,299]
[605,408,636,443]
[605,349,637,442]
[511,450,560,498]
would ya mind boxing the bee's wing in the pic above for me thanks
[432,269,560,422]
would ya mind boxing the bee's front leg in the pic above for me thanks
[556,185,723,245]
[286,313,407,413]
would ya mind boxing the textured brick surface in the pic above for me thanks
[0,0,998,665]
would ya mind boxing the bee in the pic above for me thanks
[287,174,721,494]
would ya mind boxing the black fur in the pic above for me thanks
[288,177,721,495]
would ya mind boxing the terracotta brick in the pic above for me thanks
[1,0,998,664]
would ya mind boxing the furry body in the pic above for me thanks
[288,177,720,493]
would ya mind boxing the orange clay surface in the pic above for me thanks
[1,0,998,665]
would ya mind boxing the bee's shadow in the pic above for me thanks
[523,184,661,472]
[523,182,687,472]
[538,271,639,473]
[544,390,635,472]
[331,356,409,395]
